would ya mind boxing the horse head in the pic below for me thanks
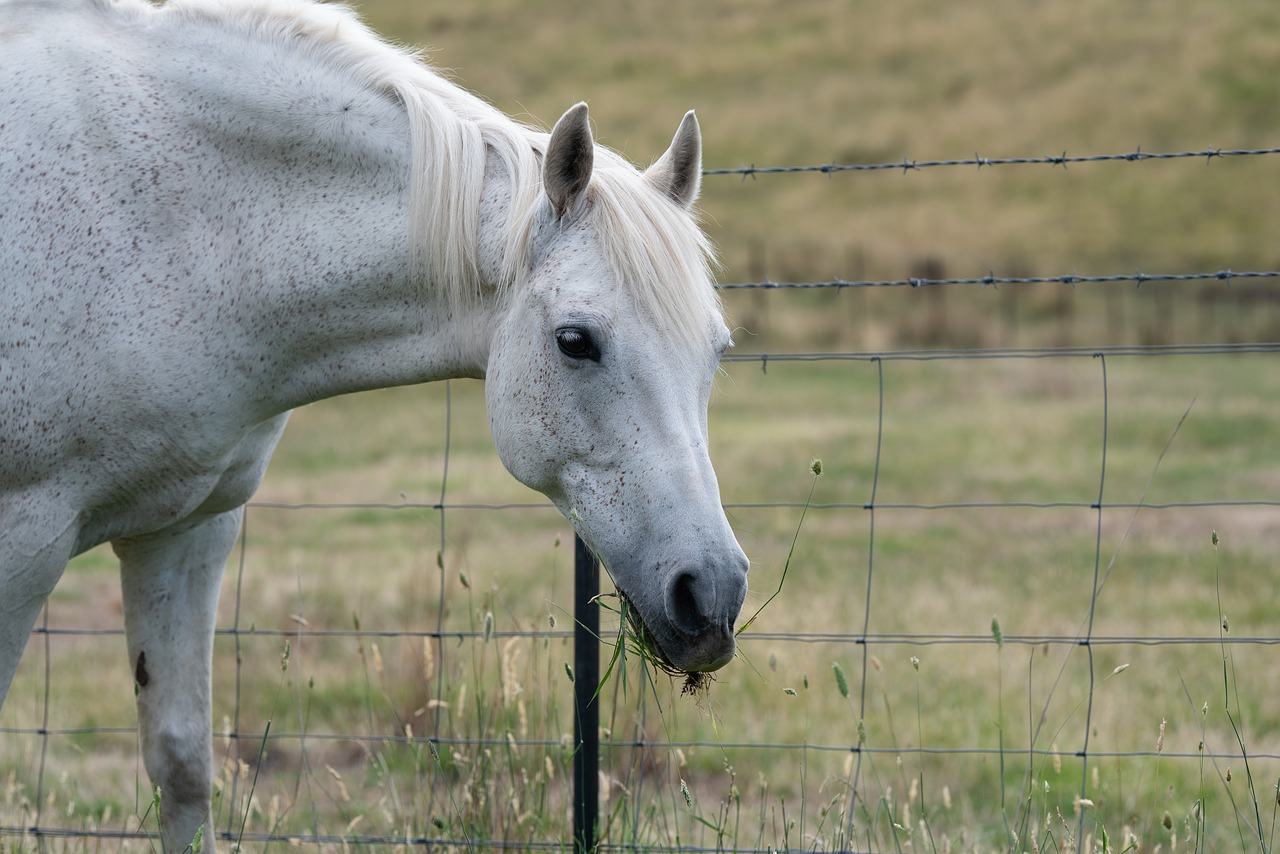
[485,104,748,673]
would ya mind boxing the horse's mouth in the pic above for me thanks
[616,590,736,676]
[618,597,722,697]
[618,592,681,673]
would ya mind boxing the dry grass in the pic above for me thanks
[5,353,1280,852]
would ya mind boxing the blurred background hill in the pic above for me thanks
[358,0,1280,349]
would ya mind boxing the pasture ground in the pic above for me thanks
[3,348,1278,851]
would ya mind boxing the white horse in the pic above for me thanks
[0,0,749,848]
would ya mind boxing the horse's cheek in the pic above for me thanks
[486,361,561,496]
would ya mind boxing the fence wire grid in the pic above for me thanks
[3,144,1280,854]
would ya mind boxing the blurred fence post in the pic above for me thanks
[572,534,600,854]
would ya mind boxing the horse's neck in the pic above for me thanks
[134,13,501,404]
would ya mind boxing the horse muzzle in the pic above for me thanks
[638,553,748,673]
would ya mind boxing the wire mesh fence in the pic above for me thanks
[3,145,1280,853]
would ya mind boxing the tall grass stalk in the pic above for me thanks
[1212,530,1271,854]
[737,459,822,639]
[909,655,940,854]
[991,615,1013,851]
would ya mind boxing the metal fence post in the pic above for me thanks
[572,534,600,854]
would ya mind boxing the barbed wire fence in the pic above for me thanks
[3,146,1279,852]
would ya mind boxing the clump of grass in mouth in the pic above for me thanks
[594,592,714,697]
[593,459,824,700]
[624,603,716,698]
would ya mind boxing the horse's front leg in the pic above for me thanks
[0,512,78,709]
[114,509,242,854]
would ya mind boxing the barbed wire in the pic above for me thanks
[703,146,1280,178]
[717,268,1280,291]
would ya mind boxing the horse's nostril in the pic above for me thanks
[665,571,712,636]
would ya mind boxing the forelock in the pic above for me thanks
[582,155,724,347]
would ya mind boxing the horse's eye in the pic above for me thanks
[556,327,601,362]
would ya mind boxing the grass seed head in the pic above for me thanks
[422,637,435,682]
[832,661,849,698]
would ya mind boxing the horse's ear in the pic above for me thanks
[544,102,594,218]
[644,110,701,210]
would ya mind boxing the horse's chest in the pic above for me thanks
[81,415,289,548]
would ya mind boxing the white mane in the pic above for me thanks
[95,0,722,343]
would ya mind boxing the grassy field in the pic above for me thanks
[4,1,1280,852]
[4,354,1279,851]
